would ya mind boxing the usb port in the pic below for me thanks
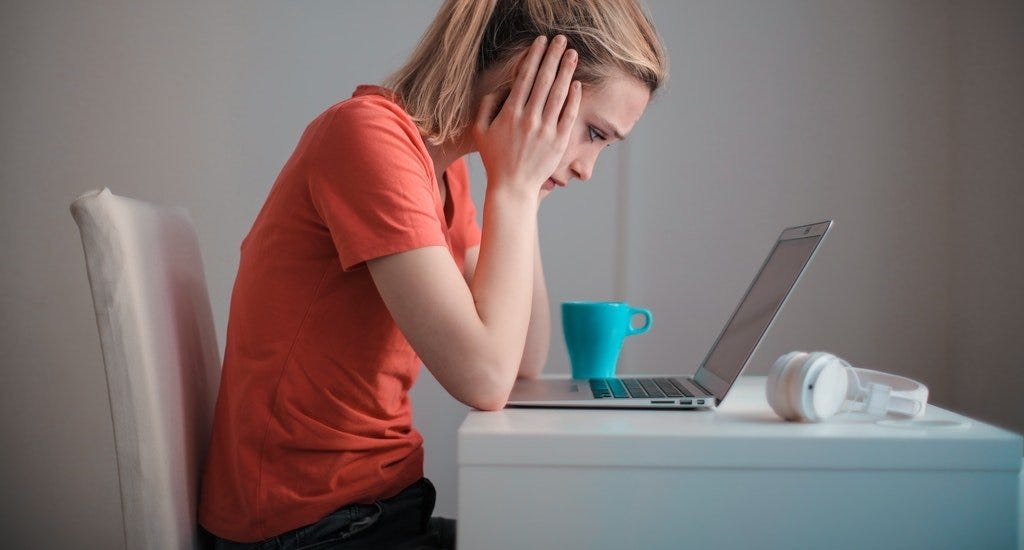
[681,399,693,405]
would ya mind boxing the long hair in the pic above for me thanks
[384,0,668,145]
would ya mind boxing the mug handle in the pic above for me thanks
[627,307,653,336]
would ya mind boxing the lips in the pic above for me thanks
[542,178,567,192]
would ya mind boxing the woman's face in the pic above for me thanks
[545,72,651,190]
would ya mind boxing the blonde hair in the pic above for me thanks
[384,0,668,145]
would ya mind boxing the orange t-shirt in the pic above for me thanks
[198,86,482,542]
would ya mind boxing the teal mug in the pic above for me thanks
[562,301,653,379]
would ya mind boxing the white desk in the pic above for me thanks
[457,376,1022,550]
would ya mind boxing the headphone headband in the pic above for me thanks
[849,367,929,418]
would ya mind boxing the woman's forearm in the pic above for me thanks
[466,185,539,400]
[518,230,550,378]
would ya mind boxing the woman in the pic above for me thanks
[199,0,667,547]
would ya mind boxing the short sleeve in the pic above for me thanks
[306,97,447,271]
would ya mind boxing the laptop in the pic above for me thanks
[507,220,833,410]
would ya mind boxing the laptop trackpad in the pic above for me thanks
[508,378,593,402]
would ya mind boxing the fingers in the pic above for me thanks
[524,35,569,117]
[542,48,577,123]
[556,81,582,136]
[505,35,548,110]
[475,90,501,133]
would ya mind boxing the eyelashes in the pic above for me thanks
[587,125,607,143]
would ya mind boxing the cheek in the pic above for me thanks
[556,121,589,165]
[558,143,578,166]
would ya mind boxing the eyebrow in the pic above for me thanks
[594,115,627,141]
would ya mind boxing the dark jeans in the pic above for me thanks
[210,478,456,550]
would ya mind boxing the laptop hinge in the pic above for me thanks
[689,377,714,397]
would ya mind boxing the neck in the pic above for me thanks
[424,131,475,184]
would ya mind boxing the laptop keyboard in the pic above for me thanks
[589,378,696,399]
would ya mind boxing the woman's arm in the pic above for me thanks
[517,231,550,379]
[367,188,538,411]
[462,229,550,380]
[367,36,578,411]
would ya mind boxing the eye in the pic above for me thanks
[587,125,607,143]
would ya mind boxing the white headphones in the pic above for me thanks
[766,351,929,422]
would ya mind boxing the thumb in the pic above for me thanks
[475,91,500,134]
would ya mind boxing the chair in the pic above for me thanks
[72,188,220,549]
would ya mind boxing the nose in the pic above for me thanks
[569,155,595,182]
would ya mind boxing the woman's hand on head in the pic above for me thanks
[473,35,581,200]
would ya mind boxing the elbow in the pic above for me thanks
[428,342,519,411]
[470,375,513,411]
[462,387,509,411]
[470,395,508,412]
[463,358,517,411]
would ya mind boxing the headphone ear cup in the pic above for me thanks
[809,359,849,421]
[787,351,828,421]
[767,352,807,421]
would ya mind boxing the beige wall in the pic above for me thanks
[949,1,1024,434]
[1,1,1020,546]
[628,0,956,405]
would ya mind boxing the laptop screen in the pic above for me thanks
[695,222,831,401]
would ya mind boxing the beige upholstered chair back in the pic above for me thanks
[72,188,220,549]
